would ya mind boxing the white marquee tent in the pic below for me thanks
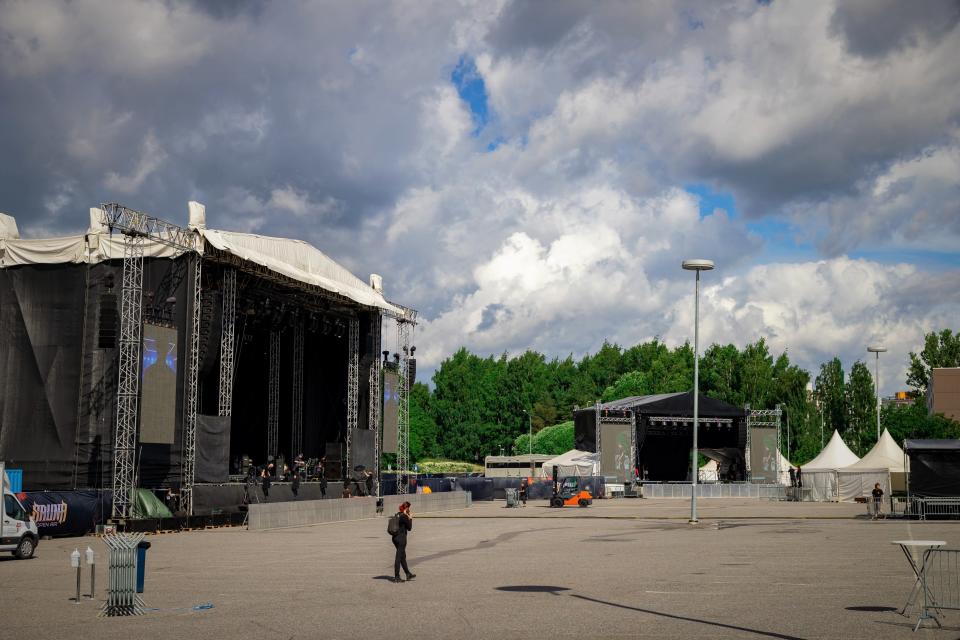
[537,449,600,479]
[835,429,905,502]
[801,430,860,501]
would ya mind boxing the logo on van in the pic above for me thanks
[31,501,68,526]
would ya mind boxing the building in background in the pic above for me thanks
[927,368,960,421]
[882,391,914,408]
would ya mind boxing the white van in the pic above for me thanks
[1,465,39,559]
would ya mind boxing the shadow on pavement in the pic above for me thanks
[568,593,807,640]
[496,585,570,594]
[844,606,896,612]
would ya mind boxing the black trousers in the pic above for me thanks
[393,538,411,578]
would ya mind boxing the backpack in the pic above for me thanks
[387,513,401,536]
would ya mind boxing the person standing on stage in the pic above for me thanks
[391,501,416,583]
[261,463,273,499]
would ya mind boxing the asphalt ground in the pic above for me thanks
[1,498,959,639]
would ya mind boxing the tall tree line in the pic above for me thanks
[405,329,960,465]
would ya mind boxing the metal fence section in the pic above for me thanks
[916,548,960,631]
[918,497,960,520]
[101,533,146,617]
[641,482,784,499]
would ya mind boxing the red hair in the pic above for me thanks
[399,501,411,512]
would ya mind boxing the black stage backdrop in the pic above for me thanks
[906,440,960,497]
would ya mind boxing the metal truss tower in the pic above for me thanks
[100,203,200,520]
[396,320,414,494]
[111,231,145,520]
[179,255,203,515]
[368,312,382,496]
[218,268,236,417]
[345,317,360,473]
[291,318,304,457]
[268,331,280,459]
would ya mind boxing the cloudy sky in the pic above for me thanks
[1,0,958,394]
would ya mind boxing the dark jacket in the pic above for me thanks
[392,511,413,543]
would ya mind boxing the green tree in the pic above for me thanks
[738,339,775,408]
[700,343,741,406]
[908,329,960,394]
[883,400,960,442]
[601,371,651,402]
[408,382,438,462]
[846,360,876,455]
[815,358,847,436]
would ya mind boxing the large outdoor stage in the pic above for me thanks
[0,202,416,520]
[574,392,749,481]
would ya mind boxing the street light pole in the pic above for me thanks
[682,259,714,524]
[867,346,886,442]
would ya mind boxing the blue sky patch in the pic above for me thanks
[451,56,490,136]
[685,183,738,219]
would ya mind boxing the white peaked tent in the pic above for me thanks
[802,430,860,501]
[843,429,905,472]
[537,450,600,479]
[836,429,905,502]
[803,430,861,469]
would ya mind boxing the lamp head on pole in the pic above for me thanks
[867,346,887,353]
[682,259,714,272]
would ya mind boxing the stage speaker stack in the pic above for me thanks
[98,293,118,349]
[324,443,345,479]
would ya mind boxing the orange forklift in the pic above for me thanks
[549,464,593,508]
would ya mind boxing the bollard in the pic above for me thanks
[85,546,96,599]
[70,549,81,604]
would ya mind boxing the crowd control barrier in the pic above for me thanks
[916,548,960,631]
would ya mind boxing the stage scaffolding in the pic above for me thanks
[291,318,305,457]
[368,312,382,496]
[396,319,414,494]
[180,254,202,515]
[100,203,200,520]
[218,267,236,417]
[345,317,360,472]
[111,228,144,520]
[268,330,280,459]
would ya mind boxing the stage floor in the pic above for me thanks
[193,481,346,514]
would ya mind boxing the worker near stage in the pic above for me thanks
[391,502,416,583]
[261,463,274,499]
[871,482,884,519]
[518,478,528,506]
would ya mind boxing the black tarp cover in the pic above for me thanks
[905,439,960,497]
[196,415,231,483]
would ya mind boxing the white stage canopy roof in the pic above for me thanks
[0,203,401,315]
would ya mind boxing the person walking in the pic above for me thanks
[390,501,416,583]
[871,482,884,520]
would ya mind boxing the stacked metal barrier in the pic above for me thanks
[101,533,146,617]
